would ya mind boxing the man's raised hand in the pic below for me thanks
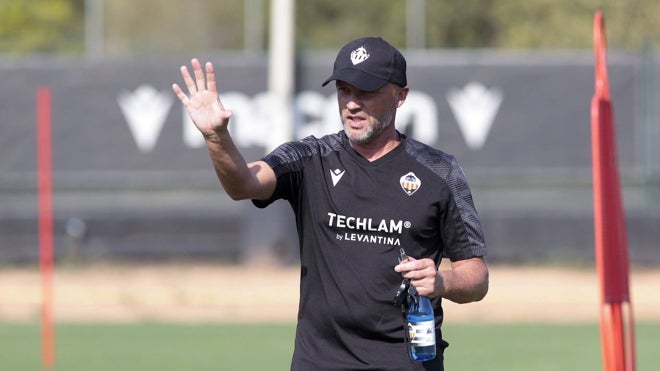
[172,58,233,139]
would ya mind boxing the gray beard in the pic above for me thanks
[343,107,395,144]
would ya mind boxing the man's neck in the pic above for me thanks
[349,129,401,162]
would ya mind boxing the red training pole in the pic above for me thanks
[590,12,635,371]
[37,86,56,369]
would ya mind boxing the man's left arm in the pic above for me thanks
[435,256,488,304]
[395,256,489,304]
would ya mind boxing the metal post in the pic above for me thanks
[241,0,297,266]
[244,0,264,52]
[406,0,426,49]
[85,0,104,60]
[268,0,295,150]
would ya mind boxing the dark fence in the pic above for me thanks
[1,49,658,264]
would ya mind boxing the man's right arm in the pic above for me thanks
[172,58,276,201]
[204,129,276,201]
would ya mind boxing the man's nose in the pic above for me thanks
[345,97,361,110]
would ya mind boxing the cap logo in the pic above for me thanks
[350,46,370,65]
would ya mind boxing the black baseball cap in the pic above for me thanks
[322,37,407,92]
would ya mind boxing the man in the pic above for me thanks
[172,36,488,371]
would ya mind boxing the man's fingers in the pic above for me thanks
[395,257,436,281]
[394,256,419,273]
[205,62,217,94]
[171,83,189,106]
[204,61,228,111]
[192,58,207,92]
[180,64,197,94]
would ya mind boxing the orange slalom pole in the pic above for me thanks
[37,86,55,369]
[591,12,635,371]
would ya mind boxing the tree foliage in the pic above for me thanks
[103,0,244,56]
[0,0,84,54]
[0,0,658,56]
[299,0,660,50]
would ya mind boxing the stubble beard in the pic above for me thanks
[343,107,396,144]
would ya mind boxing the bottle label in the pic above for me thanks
[408,320,435,346]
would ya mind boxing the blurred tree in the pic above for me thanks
[488,0,659,49]
[298,0,660,50]
[103,0,244,57]
[0,0,658,56]
[425,0,499,48]
[0,0,84,54]
[296,0,407,49]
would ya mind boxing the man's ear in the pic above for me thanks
[396,86,409,108]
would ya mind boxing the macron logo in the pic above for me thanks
[330,169,346,186]
[118,85,174,152]
[447,82,503,150]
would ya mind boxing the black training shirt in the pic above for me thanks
[254,131,487,371]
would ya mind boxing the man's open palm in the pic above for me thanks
[172,58,233,138]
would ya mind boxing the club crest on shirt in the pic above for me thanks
[400,172,421,196]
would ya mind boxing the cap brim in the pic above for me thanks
[322,68,389,92]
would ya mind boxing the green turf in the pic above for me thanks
[2,322,658,370]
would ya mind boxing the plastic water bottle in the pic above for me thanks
[407,295,436,361]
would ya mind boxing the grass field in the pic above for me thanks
[2,264,659,369]
[2,322,659,370]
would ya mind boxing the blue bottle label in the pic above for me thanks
[407,319,435,346]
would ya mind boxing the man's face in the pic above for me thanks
[335,81,408,144]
